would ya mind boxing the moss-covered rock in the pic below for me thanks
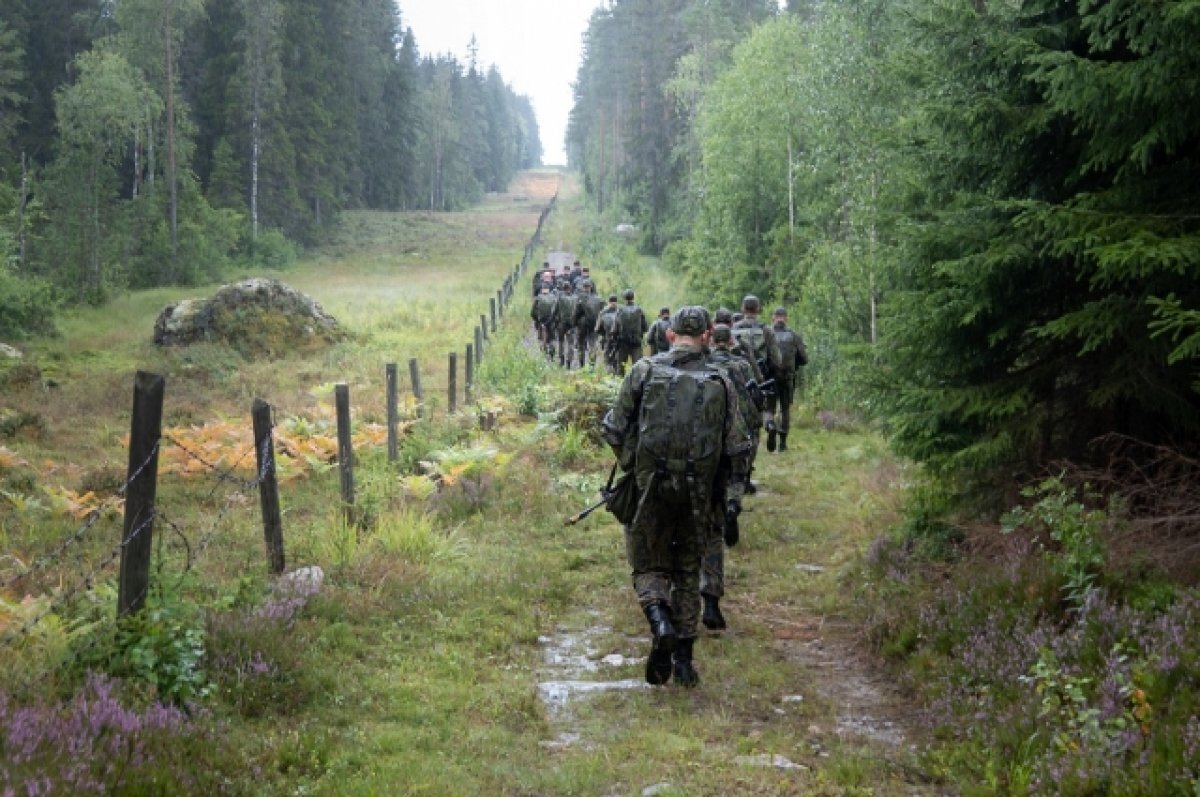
[153,278,344,358]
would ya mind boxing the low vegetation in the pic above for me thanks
[2,173,1197,796]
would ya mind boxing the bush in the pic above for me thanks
[247,228,299,270]
[0,269,57,339]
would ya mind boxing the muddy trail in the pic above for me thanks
[514,330,943,793]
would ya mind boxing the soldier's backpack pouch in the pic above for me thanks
[617,305,643,345]
[604,469,639,525]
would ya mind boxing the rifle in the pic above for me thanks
[564,463,617,526]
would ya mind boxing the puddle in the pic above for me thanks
[537,624,649,746]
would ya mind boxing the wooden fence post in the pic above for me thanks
[490,297,497,332]
[408,357,423,418]
[466,344,474,405]
[252,398,285,576]
[448,352,458,414]
[480,314,489,344]
[335,383,355,527]
[118,371,164,617]
[385,363,399,463]
[474,326,483,366]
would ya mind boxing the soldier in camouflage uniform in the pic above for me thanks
[731,296,781,494]
[767,307,808,452]
[613,289,649,375]
[594,294,620,373]
[531,283,557,361]
[573,281,606,367]
[552,280,578,367]
[700,323,763,630]
[645,306,672,354]
[602,307,751,687]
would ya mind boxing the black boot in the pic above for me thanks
[701,594,726,631]
[766,421,777,453]
[643,603,676,685]
[779,432,787,452]
[672,637,699,688]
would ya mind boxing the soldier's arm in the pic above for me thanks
[719,377,752,504]
[601,361,647,467]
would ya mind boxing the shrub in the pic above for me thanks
[0,269,57,340]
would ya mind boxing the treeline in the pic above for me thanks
[0,0,541,328]
[568,0,1200,490]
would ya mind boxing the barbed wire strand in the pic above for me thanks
[163,434,261,492]
[0,441,162,591]
[0,509,158,651]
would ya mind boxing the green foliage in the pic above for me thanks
[0,268,56,339]
[1002,478,1108,608]
[111,597,212,706]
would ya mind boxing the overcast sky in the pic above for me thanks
[398,0,602,166]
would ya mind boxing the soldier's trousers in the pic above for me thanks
[700,503,725,599]
[765,373,796,433]
[625,498,707,638]
[555,325,575,364]
[575,327,596,366]
[616,343,643,375]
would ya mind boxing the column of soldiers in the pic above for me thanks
[601,296,807,689]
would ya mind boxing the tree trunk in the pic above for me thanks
[251,109,260,241]
[164,0,179,271]
[17,152,28,273]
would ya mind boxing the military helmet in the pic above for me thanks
[608,294,619,303]
[623,288,635,301]
[741,294,761,313]
[714,307,733,325]
[712,323,733,344]
[659,306,670,317]
[773,306,787,318]
[671,306,710,337]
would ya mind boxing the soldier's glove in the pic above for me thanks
[724,500,742,547]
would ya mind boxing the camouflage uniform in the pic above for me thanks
[701,328,759,611]
[645,309,672,354]
[731,301,781,489]
[768,312,807,451]
[594,298,620,373]
[530,287,557,360]
[552,284,578,367]
[614,293,649,375]
[573,284,606,367]
[602,307,750,686]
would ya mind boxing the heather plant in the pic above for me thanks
[887,542,1200,795]
[0,673,203,794]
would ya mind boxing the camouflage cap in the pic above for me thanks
[741,294,761,313]
[712,323,732,344]
[623,288,635,300]
[714,307,733,325]
[659,306,670,316]
[671,305,711,337]
[608,294,619,302]
[773,306,787,317]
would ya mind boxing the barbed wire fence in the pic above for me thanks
[0,193,558,699]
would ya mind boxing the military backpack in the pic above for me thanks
[616,304,643,345]
[635,358,729,507]
[533,292,556,323]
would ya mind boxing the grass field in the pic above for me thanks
[0,170,938,796]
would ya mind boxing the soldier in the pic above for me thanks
[574,281,606,367]
[595,294,620,373]
[613,289,649,375]
[701,323,763,631]
[731,296,781,493]
[532,261,552,298]
[531,283,557,361]
[767,308,808,452]
[568,259,584,289]
[646,307,672,354]
[552,280,578,367]
[602,307,750,687]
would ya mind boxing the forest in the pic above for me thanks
[0,0,541,323]
[568,0,1200,493]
